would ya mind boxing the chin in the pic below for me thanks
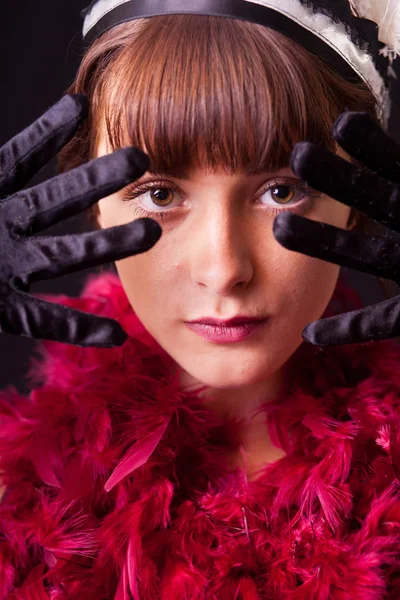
[179,357,276,390]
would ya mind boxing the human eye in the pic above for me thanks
[258,177,323,214]
[121,180,185,222]
[121,176,322,221]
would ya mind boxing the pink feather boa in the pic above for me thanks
[0,272,400,599]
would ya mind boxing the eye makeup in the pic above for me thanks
[121,176,323,222]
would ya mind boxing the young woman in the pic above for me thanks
[0,1,400,598]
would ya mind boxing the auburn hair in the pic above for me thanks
[60,14,392,296]
[59,14,379,223]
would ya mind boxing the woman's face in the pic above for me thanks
[96,137,352,389]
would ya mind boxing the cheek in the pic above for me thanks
[97,195,173,332]
[274,197,350,328]
[277,253,340,324]
[114,234,180,338]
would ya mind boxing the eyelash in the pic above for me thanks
[122,178,321,222]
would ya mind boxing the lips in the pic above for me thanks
[187,316,268,326]
[185,317,270,343]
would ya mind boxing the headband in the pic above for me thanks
[81,0,400,126]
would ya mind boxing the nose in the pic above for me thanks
[190,205,254,295]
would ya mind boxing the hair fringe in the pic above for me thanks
[57,14,392,300]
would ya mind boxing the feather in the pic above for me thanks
[104,416,172,492]
[114,560,129,600]
[14,564,49,600]
[115,540,140,600]
[127,537,140,600]
[237,577,261,600]
[348,0,400,60]
[2,272,400,598]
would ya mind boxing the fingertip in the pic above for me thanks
[132,217,162,249]
[272,213,285,245]
[332,111,371,143]
[108,327,129,347]
[273,211,301,241]
[83,321,129,348]
[95,147,150,183]
[289,142,314,177]
[302,323,323,346]
[303,320,339,347]
[125,147,150,175]
[70,94,89,116]
[273,211,291,237]
[58,94,89,120]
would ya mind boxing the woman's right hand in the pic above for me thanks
[0,94,161,347]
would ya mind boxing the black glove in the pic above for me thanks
[0,94,161,347]
[273,111,400,347]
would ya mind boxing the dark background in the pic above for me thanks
[0,2,399,394]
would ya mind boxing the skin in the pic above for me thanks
[96,136,353,480]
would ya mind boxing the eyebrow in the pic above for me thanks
[138,169,190,180]
[136,164,291,180]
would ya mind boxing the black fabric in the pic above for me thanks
[273,111,400,346]
[299,0,376,52]
[82,0,389,86]
[298,0,389,83]
[81,0,98,18]
[0,94,161,347]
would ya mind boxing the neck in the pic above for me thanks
[178,364,289,479]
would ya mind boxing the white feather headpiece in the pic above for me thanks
[349,0,400,61]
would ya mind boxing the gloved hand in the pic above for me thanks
[0,94,161,347]
[273,111,400,346]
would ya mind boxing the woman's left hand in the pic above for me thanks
[273,111,400,346]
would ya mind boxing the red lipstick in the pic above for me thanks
[185,316,269,343]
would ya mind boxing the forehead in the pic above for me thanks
[95,133,297,182]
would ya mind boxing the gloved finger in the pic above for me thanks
[1,288,128,347]
[273,212,400,281]
[332,112,400,184]
[6,147,150,235]
[289,142,400,232]
[26,218,162,283]
[301,296,400,346]
[0,95,88,198]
